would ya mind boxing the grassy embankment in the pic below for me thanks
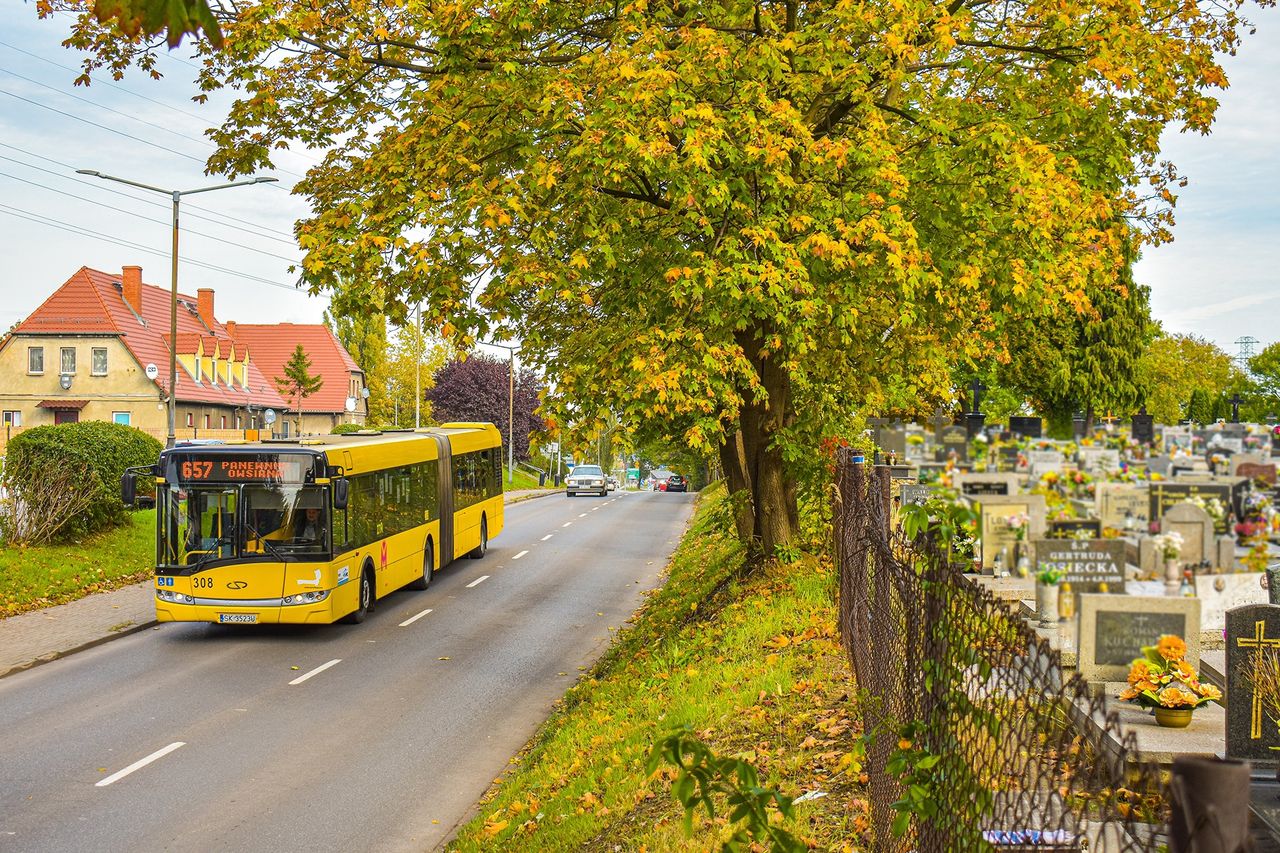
[449,484,866,851]
[0,509,155,618]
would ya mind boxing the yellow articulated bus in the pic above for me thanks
[121,423,504,625]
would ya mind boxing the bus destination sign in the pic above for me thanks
[175,454,312,483]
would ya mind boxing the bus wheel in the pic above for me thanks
[469,518,488,559]
[409,539,434,590]
[344,563,374,624]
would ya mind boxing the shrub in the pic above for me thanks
[331,423,366,434]
[0,422,162,543]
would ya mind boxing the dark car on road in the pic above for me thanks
[665,474,687,493]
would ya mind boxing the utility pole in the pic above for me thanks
[414,302,422,429]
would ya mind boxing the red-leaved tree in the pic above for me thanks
[428,355,543,462]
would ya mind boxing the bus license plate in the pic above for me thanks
[219,613,258,624]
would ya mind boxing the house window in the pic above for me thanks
[112,412,131,426]
[220,415,227,429]
[204,414,211,429]
[27,347,43,374]
[92,347,108,375]
[186,413,194,428]
[60,347,76,374]
[2,410,21,427]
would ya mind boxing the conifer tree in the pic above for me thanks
[274,345,324,436]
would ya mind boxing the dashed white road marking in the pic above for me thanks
[289,659,342,685]
[467,575,490,588]
[578,513,588,518]
[96,742,186,787]
[541,534,554,541]
[562,521,573,528]
[513,550,529,560]
[399,608,433,627]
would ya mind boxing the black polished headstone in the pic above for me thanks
[1227,604,1280,763]
[1009,416,1043,438]
[1047,519,1103,539]
[1131,414,1155,445]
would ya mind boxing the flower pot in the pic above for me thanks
[1035,583,1059,627]
[1155,707,1194,728]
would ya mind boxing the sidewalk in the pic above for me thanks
[0,488,559,680]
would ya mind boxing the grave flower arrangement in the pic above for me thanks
[1001,512,1031,541]
[1119,635,1221,712]
[1188,495,1227,526]
[1152,531,1184,562]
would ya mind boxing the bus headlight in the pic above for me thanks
[156,589,194,604]
[282,590,331,606]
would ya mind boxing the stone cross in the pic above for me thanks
[1237,618,1280,740]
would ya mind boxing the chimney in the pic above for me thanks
[122,266,143,314]
[225,320,237,339]
[197,288,215,329]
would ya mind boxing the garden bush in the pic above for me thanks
[0,421,162,544]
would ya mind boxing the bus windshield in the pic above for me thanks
[158,484,329,569]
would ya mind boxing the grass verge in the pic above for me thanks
[448,483,866,851]
[507,467,556,491]
[0,509,155,618]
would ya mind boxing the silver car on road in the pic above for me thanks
[566,464,608,497]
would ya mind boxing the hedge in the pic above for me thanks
[1,421,163,542]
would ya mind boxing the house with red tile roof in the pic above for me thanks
[0,266,366,441]
[231,323,369,436]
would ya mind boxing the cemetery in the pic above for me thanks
[847,414,1280,849]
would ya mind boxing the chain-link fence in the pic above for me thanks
[835,453,1170,851]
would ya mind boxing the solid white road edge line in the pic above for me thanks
[289,658,342,685]
[399,608,433,627]
[467,575,490,588]
[96,742,186,787]
[541,534,553,541]
[513,550,529,560]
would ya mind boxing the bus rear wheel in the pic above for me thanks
[343,563,374,624]
[469,518,488,559]
[409,539,434,590]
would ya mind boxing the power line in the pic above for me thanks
[0,170,302,263]
[0,202,314,295]
[0,142,300,241]
[0,39,325,168]
[0,66,311,182]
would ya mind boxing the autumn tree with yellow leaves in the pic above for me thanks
[50,0,1263,554]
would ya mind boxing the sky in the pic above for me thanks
[0,4,1277,359]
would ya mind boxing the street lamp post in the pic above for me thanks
[76,169,277,447]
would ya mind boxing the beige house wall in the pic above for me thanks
[0,334,164,430]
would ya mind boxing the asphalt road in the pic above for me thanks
[0,489,696,853]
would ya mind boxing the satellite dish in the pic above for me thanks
[345,397,357,413]
[145,363,159,380]
[264,408,277,425]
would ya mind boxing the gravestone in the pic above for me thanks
[1077,594,1201,683]
[1165,429,1194,453]
[904,431,928,463]
[1009,416,1043,438]
[1230,452,1267,475]
[1095,483,1149,530]
[937,426,969,462]
[1147,455,1173,478]
[1197,574,1268,632]
[900,484,932,507]
[875,426,907,458]
[978,495,1048,570]
[1047,518,1104,539]
[1160,502,1216,566]
[954,472,1019,497]
[1238,462,1278,487]
[1131,413,1155,444]
[1033,538,1125,594]
[996,446,1020,472]
[1078,447,1121,475]
[1027,450,1064,477]
[1151,481,1240,534]
[1226,604,1280,763]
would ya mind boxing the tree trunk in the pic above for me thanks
[718,431,756,546]
[733,323,798,557]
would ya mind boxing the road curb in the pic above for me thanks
[0,617,158,681]
[504,490,559,504]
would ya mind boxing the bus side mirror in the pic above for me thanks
[121,472,136,507]
[333,478,349,510]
